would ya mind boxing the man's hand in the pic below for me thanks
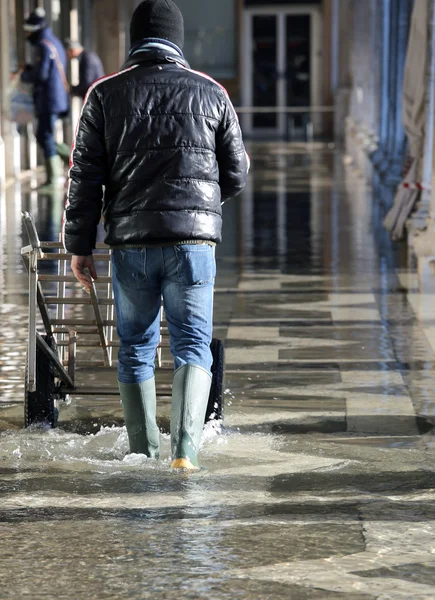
[71,255,98,292]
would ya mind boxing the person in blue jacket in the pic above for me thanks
[21,8,69,189]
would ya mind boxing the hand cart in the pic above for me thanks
[21,212,224,428]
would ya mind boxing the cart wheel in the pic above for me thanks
[25,335,58,428]
[205,338,225,423]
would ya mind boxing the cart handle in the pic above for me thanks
[22,212,41,251]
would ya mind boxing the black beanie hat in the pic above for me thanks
[24,7,47,32]
[130,0,184,49]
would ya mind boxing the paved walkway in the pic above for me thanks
[1,144,435,599]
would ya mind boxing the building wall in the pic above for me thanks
[177,0,237,80]
[177,0,241,99]
[0,0,379,186]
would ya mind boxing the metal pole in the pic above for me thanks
[28,250,38,392]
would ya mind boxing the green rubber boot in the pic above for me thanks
[170,365,212,470]
[56,142,71,166]
[39,155,64,191]
[118,378,160,458]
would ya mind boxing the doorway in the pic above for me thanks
[242,5,323,138]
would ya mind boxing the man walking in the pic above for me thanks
[64,0,249,470]
[65,40,105,99]
[22,8,69,189]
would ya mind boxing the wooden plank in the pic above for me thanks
[44,297,114,306]
[90,282,111,367]
[58,384,172,396]
[53,327,99,335]
[39,275,112,283]
[40,253,111,261]
[40,241,109,249]
[51,319,116,326]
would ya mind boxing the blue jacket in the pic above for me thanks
[71,50,105,99]
[22,28,69,116]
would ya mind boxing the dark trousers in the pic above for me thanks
[36,113,59,159]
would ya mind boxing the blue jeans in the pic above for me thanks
[36,113,58,159]
[112,245,216,384]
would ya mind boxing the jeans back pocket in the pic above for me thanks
[175,245,216,286]
[112,249,148,289]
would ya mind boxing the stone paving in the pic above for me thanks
[1,144,435,598]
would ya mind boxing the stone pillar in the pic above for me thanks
[94,0,126,74]
[322,0,333,138]
[409,0,435,229]
[15,1,29,68]
[344,0,412,183]
[370,0,390,168]
[427,0,435,223]
[407,0,435,292]
[331,0,352,144]
[0,0,21,182]
[381,0,411,184]
[0,0,8,188]
[345,0,381,175]
[356,0,380,178]
[123,1,143,58]
[67,0,81,144]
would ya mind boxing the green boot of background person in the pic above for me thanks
[118,378,160,458]
[56,142,71,166]
[39,155,65,191]
[170,364,212,470]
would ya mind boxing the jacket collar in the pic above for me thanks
[122,47,190,71]
[129,37,183,58]
[27,26,51,45]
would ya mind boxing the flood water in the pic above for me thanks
[1,144,435,599]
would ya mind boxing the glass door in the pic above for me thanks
[242,7,322,138]
[286,14,311,117]
[252,14,278,130]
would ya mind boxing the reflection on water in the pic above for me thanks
[1,145,435,599]
[0,305,29,406]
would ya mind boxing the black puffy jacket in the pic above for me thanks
[64,48,249,255]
